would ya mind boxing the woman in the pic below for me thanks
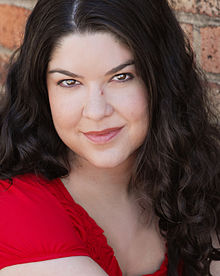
[0,0,219,275]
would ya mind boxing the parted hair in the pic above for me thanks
[0,0,219,275]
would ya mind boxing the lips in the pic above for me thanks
[83,127,123,144]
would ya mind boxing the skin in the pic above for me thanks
[47,32,149,170]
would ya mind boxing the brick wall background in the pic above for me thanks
[0,0,219,105]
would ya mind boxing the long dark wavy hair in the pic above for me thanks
[0,0,219,275]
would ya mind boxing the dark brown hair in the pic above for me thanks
[0,0,219,275]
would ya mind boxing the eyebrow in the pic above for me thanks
[48,60,135,78]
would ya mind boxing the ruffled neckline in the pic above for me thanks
[53,177,168,276]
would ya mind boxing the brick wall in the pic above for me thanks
[0,0,219,105]
[0,0,35,86]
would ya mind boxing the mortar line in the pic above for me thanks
[0,0,36,10]
[0,45,13,55]
[175,11,220,27]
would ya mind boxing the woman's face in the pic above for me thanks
[47,32,148,168]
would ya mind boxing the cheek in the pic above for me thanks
[127,97,148,120]
[117,85,149,144]
[48,90,83,130]
[115,85,148,123]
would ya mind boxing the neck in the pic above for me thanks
[62,154,135,205]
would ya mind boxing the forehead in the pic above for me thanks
[48,32,134,73]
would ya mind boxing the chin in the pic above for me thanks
[87,156,128,169]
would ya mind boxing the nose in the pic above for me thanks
[82,86,113,121]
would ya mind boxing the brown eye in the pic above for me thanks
[117,74,127,81]
[58,79,80,87]
[112,73,134,82]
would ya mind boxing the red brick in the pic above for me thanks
[201,27,220,74]
[170,0,196,13]
[0,53,10,86]
[181,23,193,45]
[0,5,30,50]
[195,0,219,17]
[170,0,219,16]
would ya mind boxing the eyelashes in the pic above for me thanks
[57,79,79,87]
[57,73,134,88]
[111,73,134,82]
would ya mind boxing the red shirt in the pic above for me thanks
[0,174,169,275]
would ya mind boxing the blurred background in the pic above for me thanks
[0,0,219,108]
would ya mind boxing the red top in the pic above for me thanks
[0,174,169,275]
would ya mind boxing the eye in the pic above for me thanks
[111,73,134,82]
[57,79,80,88]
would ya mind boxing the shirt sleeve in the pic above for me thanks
[0,177,89,270]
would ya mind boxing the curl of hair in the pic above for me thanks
[0,0,219,275]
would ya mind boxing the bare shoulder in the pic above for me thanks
[0,256,108,276]
[210,232,220,276]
